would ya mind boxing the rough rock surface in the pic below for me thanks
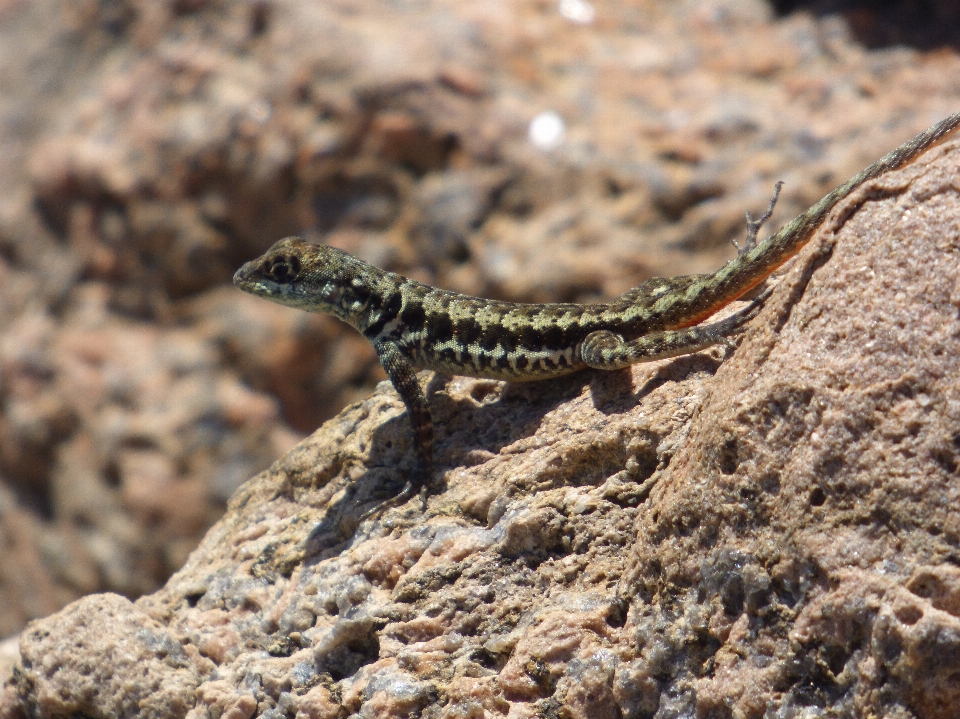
[2,0,960,637]
[5,140,959,718]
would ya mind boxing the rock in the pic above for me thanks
[619,133,960,717]
[15,594,200,719]
[4,137,958,718]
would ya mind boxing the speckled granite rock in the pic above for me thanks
[4,139,958,719]
[4,0,960,639]
[618,140,960,718]
[14,594,199,719]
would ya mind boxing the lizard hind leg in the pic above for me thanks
[735,181,783,256]
[580,325,737,370]
[579,291,769,371]
[579,330,633,371]
[579,327,725,370]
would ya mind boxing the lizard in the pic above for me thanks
[234,110,960,509]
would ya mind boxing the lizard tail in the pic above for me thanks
[659,110,960,329]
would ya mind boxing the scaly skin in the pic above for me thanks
[234,111,960,508]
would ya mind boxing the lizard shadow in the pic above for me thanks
[296,381,580,559]
[299,350,730,557]
[422,350,727,472]
[428,373,584,470]
[298,444,421,562]
[587,350,727,415]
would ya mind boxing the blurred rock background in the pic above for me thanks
[0,0,958,639]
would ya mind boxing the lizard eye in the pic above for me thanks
[263,254,301,283]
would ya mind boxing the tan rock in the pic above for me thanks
[15,593,199,719]
[5,134,958,718]
[3,0,960,642]
[621,134,960,717]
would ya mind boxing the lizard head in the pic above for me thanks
[233,237,374,322]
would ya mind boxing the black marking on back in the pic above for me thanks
[478,324,501,351]
[400,302,427,331]
[363,290,403,338]
[429,313,455,344]
[539,323,566,351]
[455,317,483,347]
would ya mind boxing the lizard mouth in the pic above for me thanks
[233,264,288,300]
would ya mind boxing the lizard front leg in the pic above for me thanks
[372,339,434,509]
[579,292,768,370]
